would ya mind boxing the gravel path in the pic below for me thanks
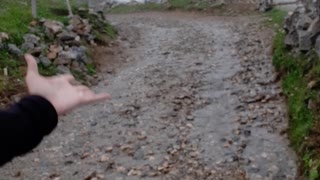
[0,12,297,180]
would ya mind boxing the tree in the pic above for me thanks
[31,0,74,19]
[66,0,74,17]
[31,0,37,18]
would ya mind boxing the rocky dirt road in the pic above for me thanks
[0,12,297,179]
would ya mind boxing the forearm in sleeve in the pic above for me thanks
[0,95,58,166]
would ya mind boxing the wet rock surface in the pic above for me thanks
[0,12,297,179]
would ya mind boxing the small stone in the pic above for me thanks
[49,44,63,53]
[243,129,251,137]
[120,145,133,152]
[261,152,268,158]
[148,156,155,161]
[137,134,147,141]
[116,166,127,173]
[75,36,81,41]
[84,171,97,180]
[97,174,104,179]
[21,42,35,51]
[47,52,57,60]
[106,146,113,153]
[23,34,40,45]
[30,20,38,26]
[8,44,22,56]
[12,171,21,177]
[249,164,260,173]
[128,169,142,176]
[186,123,193,128]
[186,115,194,121]
[268,165,280,175]
[99,155,110,162]
[90,121,97,126]
[28,47,42,57]
[44,20,64,35]
[39,56,52,67]
[57,31,77,41]
[11,93,27,103]
[54,57,70,65]
[133,149,145,160]
[189,151,199,158]
[0,32,9,43]
[57,65,71,74]
[59,50,77,61]
[81,152,90,159]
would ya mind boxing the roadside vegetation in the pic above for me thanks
[107,0,228,14]
[0,0,73,104]
[267,8,320,179]
[0,0,116,106]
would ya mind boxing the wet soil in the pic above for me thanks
[0,12,297,179]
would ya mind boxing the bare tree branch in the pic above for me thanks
[31,0,37,18]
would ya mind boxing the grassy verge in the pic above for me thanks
[0,0,72,79]
[0,0,117,103]
[0,0,76,98]
[267,9,320,179]
[107,0,212,14]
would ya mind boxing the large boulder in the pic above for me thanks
[285,31,299,47]
[307,16,320,39]
[284,11,301,33]
[295,14,313,31]
[298,30,313,51]
[258,0,272,12]
[314,35,320,57]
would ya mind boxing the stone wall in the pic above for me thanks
[0,9,113,85]
[284,3,320,56]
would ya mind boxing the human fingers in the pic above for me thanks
[25,54,39,76]
[82,92,111,104]
[60,74,75,83]
[76,85,90,92]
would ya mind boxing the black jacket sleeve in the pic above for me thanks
[0,95,58,166]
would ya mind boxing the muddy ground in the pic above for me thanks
[0,12,297,179]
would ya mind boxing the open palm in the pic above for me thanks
[25,54,110,115]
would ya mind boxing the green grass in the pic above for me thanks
[0,0,77,43]
[86,63,96,75]
[273,31,314,149]
[108,3,164,14]
[0,1,32,45]
[0,0,74,80]
[107,0,211,14]
[0,0,112,93]
[169,0,192,9]
[269,8,320,179]
[265,8,288,25]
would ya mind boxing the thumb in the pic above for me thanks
[25,54,39,76]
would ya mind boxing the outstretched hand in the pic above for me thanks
[24,54,110,115]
